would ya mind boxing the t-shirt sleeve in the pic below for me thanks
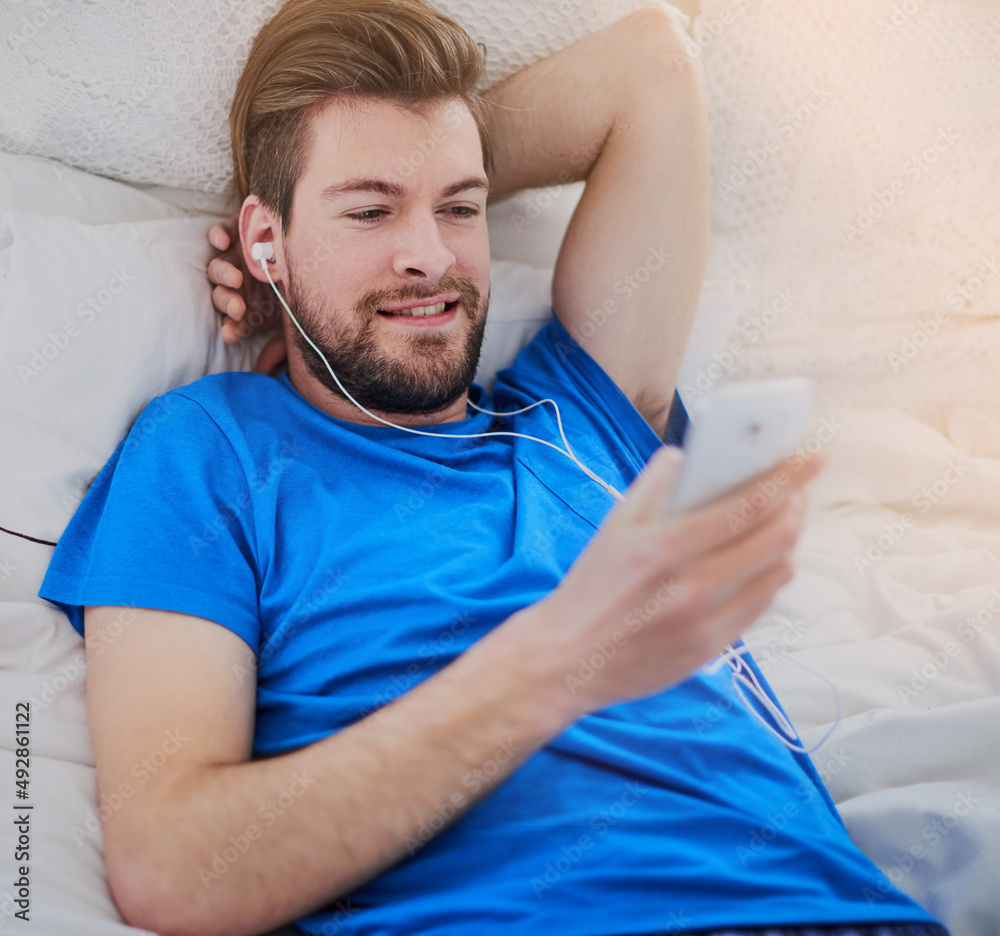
[38,391,261,655]
[492,310,683,480]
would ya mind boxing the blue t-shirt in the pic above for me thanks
[40,314,938,936]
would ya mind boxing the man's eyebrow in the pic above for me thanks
[318,176,490,201]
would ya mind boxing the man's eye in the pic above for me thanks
[346,206,480,225]
[347,209,385,225]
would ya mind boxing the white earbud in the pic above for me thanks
[251,241,275,265]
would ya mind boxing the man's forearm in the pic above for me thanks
[120,606,575,936]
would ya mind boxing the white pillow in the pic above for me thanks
[486,181,585,270]
[0,209,269,543]
[674,279,751,413]
[435,0,687,96]
[478,260,554,391]
[0,151,193,226]
[0,0,684,199]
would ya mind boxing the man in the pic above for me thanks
[39,2,946,935]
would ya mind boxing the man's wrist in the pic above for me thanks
[456,598,587,742]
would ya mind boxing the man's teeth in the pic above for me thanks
[381,301,448,317]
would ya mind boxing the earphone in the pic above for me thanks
[251,241,275,264]
[248,240,839,754]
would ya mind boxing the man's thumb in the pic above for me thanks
[609,445,684,527]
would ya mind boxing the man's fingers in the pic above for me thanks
[208,222,231,252]
[623,451,820,590]
[676,492,804,617]
[208,257,243,290]
[664,452,825,561]
[209,213,260,345]
[692,556,797,664]
[221,316,251,344]
[212,285,246,321]
[729,452,827,513]
[215,213,239,244]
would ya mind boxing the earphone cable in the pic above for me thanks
[253,246,839,754]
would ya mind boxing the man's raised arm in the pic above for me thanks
[484,7,709,436]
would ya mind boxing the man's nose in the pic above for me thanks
[390,209,457,281]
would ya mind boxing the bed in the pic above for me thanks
[1,1,998,934]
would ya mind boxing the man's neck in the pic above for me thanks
[284,354,471,428]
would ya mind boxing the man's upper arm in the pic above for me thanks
[83,605,256,899]
[484,8,709,434]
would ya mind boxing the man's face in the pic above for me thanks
[280,96,491,416]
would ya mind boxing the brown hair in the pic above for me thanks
[229,0,494,233]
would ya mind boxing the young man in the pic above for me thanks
[40,2,946,935]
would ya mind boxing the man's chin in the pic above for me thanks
[309,343,480,416]
[293,295,487,417]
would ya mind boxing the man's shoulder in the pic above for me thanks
[169,369,281,405]
[125,371,285,451]
[494,312,612,407]
[156,370,285,421]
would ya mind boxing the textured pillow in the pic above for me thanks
[486,181,585,270]
[0,0,283,198]
[0,0,685,202]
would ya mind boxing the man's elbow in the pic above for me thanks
[622,6,705,93]
[107,840,212,936]
[107,851,169,934]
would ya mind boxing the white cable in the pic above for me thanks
[707,642,842,754]
[260,256,627,503]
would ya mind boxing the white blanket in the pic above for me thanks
[744,404,1000,936]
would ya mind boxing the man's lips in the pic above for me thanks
[378,293,461,316]
[377,301,461,328]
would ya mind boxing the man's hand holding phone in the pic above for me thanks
[499,407,825,723]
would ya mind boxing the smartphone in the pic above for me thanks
[663,378,815,516]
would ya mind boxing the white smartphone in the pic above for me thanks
[663,378,815,516]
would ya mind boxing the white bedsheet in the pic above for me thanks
[0,537,154,934]
[744,404,1000,936]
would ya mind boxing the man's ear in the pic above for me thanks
[239,195,287,285]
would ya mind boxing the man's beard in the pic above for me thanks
[284,259,489,417]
